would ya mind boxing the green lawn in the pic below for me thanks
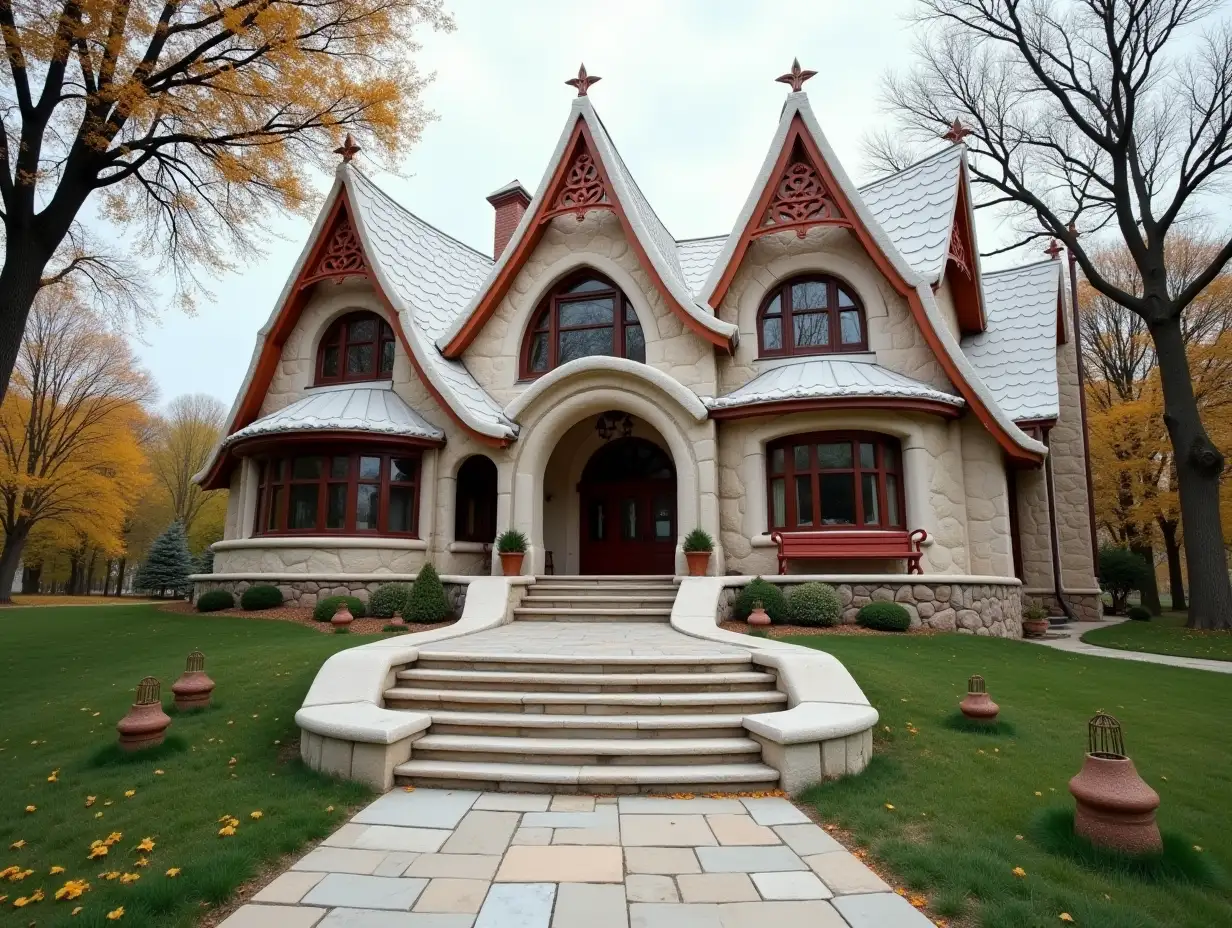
[1082,612,1232,662]
[789,634,1232,928]
[0,604,377,927]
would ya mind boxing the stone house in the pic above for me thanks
[193,71,1101,635]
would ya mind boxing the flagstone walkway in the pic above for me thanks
[219,789,934,928]
[1026,620,1232,674]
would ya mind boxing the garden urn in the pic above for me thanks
[331,602,354,626]
[1022,617,1050,638]
[747,600,771,627]
[1068,714,1161,854]
[171,650,215,710]
[685,551,711,577]
[116,677,171,751]
[500,551,525,576]
[391,611,406,627]
[959,674,998,720]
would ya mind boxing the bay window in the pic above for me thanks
[767,432,904,531]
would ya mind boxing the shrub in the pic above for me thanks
[406,563,450,623]
[1023,600,1050,622]
[195,590,234,613]
[786,582,842,627]
[857,601,911,632]
[732,577,788,625]
[1099,546,1150,614]
[1127,605,1152,622]
[240,584,283,611]
[313,595,366,623]
[369,583,412,619]
[683,528,714,553]
[135,521,194,597]
[496,530,527,553]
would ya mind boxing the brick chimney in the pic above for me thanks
[486,181,532,259]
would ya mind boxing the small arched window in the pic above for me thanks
[767,432,903,531]
[520,272,645,378]
[454,455,498,544]
[316,311,396,385]
[758,275,867,357]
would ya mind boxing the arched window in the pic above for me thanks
[758,275,867,357]
[766,432,903,531]
[455,455,497,543]
[520,272,645,378]
[316,311,396,385]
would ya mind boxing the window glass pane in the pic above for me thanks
[862,473,880,525]
[566,277,609,294]
[348,318,376,342]
[267,487,283,531]
[770,447,785,474]
[590,500,605,540]
[794,311,830,347]
[820,473,855,524]
[533,309,550,333]
[274,458,286,480]
[624,324,645,363]
[381,321,393,338]
[792,281,828,310]
[838,287,856,308]
[321,345,340,377]
[771,478,786,527]
[653,496,672,539]
[292,456,323,479]
[289,485,319,530]
[884,443,901,473]
[764,293,782,317]
[887,474,902,526]
[558,297,614,328]
[625,303,639,323]
[359,456,381,479]
[388,487,414,533]
[859,442,876,469]
[840,310,862,345]
[559,327,614,363]
[330,456,349,479]
[795,475,814,526]
[380,339,395,374]
[762,316,782,350]
[793,444,810,471]
[326,483,346,529]
[621,499,638,540]
[355,483,379,530]
[347,343,374,375]
[818,442,852,469]
[390,457,417,483]
[529,333,549,372]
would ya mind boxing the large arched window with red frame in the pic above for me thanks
[520,271,645,378]
[316,311,396,385]
[766,432,904,531]
[757,275,868,357]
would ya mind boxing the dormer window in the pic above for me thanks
[316,311,396,385]
[520,272,645,378]
[758,275,867,357]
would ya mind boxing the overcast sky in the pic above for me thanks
[133,0,992,407]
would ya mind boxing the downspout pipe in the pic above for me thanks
[1067,230,1100,580]
[1043,428,1077,622]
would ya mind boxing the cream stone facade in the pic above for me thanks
[193,84,1101,636]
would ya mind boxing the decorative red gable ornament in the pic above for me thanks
[758,138,847,238]
[542,131,613,222]
[301,206,369,287]
[948,222,972,278]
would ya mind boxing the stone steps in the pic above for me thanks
[520,594,679,609]
[385,686,787,715]
[427,710,750,740]
[412,733,762,766]
[411,655,752,673]
[396,667,777,693]
[393,759,780,793]
[512,606,672,623]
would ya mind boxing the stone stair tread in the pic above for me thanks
[521,595,678,603]
[395,759,779,785]
[396,668,776,686]
[513,607,672,616]
[385,687,787,707]
[413,650,751,665]
[414,734,761,755]
[534,575,675,581]
[424,710,749,729]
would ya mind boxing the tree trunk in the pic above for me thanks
[1150,316,1232,629]
[0,522,31,605]
[1130,542,1162,615]
[115,557,127,596]
[1158,518,1187,612]
[85,550,97,595]
[0,237,52,407]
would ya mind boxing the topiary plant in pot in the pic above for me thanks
[496,530,528,576]
[1022,600,1051,638]
[682,529,714,576]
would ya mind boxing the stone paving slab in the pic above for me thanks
[354,790,480,829]
[302,873,429,910]
[831,891,938,926]
[349,825,453,853]
[475,883,556,928]
[320,911,476,928]
[552,883,628,928]
[620,814,717,847]
[254,870,327,903]
[695,845,808,873]
[219,904,326,927]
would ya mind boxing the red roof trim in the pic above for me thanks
[708,396,963,421]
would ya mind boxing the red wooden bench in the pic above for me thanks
[770,529,928,575]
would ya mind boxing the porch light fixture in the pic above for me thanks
[959,674,999,721]
[1068,713,1161,854]
[116,677,171,752]
[595,411,633,441]
[172,651,215,711]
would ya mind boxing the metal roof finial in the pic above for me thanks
[334,134,361,163]
[775,58,817,93]
[942,118,973,143]
[566,64,601,97]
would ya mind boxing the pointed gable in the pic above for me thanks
[437,96,738,359]
[759,133,850,237]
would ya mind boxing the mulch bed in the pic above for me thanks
[158,600,454,636]
[719,620,938,638]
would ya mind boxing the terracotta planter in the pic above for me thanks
[331,602,354,626]
[1069,754,1161,854]
[171,651,215,711]
[685,551,711,577]
[116,677,171,752]
[1023,618,1050,638]
[500,551,525,576]
[391,613,406,627]
[959,690,999,720]
[747,602,772,627]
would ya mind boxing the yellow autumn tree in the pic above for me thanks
[0,288,154,602]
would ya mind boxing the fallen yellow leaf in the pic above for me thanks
[137,838,155,852]
[25,805,36,813]
[249,811,263,820]
[107,906,124,920]
[165,868,181,878]
[1012,866,1027,878]
[1059,915,1074,923]
[50,866,65,875]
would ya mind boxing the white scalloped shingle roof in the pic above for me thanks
[677,236,727,295]
[705,358,965,411]
[225,386,444,445]
[961,260,1061,422]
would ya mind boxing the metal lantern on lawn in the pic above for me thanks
[171,650,215,710]
[1068,713,1161,854]
[959,673,999,720]
[116,676,172,751]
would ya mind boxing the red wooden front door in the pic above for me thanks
[578,438,676,575]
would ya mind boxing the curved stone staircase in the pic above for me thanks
[388,576,784,793]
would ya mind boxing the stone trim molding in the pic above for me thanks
[188,572,517,584]
[212,537,428,552]
[503,356,710,423]
[717,573,1019,585]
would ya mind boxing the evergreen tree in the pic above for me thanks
[195,546,215,576]
[406,563,450,623]
[135,521,194,597]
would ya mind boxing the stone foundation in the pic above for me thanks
[720,577,1024,638]
[1027,591,1104,623]
[191,577,467,615]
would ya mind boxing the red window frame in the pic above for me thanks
[757,275,868,358]
[254,448,420,537]
[519,272,644,379]
[315,311,396,385]
[766,431,904,532]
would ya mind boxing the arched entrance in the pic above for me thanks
[578,437,676,575]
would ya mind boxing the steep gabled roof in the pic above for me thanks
[436,96,738,358]
[962,260,1063,422]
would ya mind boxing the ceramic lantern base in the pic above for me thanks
[116,702,172,752]
[1069,754,1162,855]
[959,691,999,720]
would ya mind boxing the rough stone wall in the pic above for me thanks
[1015,466,1054,602]
[463,211,718,403]
[213,544,427,575]
[959,417,1014,577]
[1051,304,1099,593]
[193,577,466,613]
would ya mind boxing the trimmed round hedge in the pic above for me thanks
[786,582,842,627]
[369,583,412,619]
[1127,605,1152,622]
[406,564,450,623]
[314,595,366,623]
[857,601,911,632]
[732,578,788,625]
[240,584,282,611]
[196,590,234,613]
